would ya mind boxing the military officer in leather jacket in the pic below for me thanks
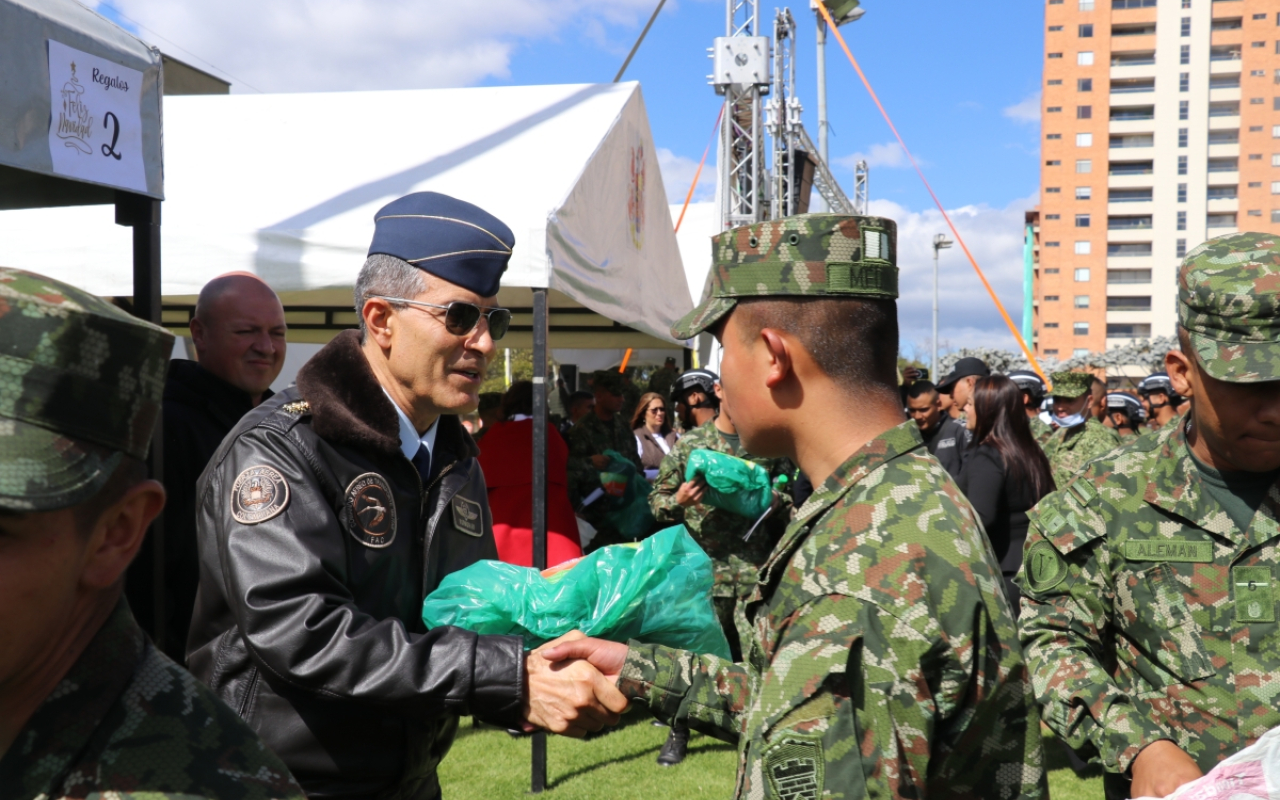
[187,192,627,800]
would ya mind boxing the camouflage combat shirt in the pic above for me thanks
[566,409,644,504]
[649,419,793,598]
[619,422,1047,800]
[1018,422,1280,785]
[1043,417,1120,489]
[0,599,302,800]
[1029,415,1054,449]
[647,365,679,399]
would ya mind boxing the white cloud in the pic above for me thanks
[94,0,662,93]
[877,192,1039,359]
[657,147,716,204]
[835,141,911,171]
[1003,91,1041,124]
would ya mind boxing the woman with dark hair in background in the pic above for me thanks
[631,391,678,480]
[477,380,583,567]
[959,374,1056,615]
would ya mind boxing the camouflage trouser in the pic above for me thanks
[712,556,761,662]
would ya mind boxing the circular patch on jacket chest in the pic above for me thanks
[230,465,290,525]
[344,473,398,548]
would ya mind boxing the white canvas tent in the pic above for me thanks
[0,81,694,351]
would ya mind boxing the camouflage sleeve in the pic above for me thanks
[756,595,1041,800]
[1016,509,1171,774]
[565,424,600,503]
[617,642,750,744]
[648,441,688,525]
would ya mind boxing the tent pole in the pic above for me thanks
[530,287,549,793]
[116,192,165,653]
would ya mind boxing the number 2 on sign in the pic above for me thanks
[101,112,121,160]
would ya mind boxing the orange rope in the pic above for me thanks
[619,348,633,373]
[675,105,725,234]
[814,3,1048,385]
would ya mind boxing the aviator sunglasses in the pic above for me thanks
[372,296,512,340]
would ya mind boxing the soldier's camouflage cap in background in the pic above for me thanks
[671,214,898,339]
[1049,371,1093,399]
[1179,231,1280,383]
[0,269,173,511]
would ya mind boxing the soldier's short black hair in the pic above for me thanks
[731,297,899,400]
[73,454,147,538]
[905,380,938,400]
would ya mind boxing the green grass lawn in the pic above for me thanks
[439,711,1104,799]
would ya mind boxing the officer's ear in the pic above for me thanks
[79,479,165,591]
[362,297,397,349]
[1166,349,1196,401]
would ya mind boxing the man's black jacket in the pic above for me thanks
[187,331,523,800]
[130,359,268,660]
[921,415,970,479]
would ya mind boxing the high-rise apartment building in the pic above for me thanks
[1031,0,1280,360]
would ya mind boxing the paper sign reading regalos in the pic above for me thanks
[46,40,147,193]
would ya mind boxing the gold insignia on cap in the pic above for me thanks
[230,465,290,525]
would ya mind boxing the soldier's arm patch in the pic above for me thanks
[765,734,825,800]
[230,465,290,524]
[1025,540,1068,592]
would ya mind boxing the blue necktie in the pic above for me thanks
[411,443,431,485]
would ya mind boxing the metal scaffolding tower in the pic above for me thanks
[853,158,869,214]
[712,1,855,230]
[711,0,769,230]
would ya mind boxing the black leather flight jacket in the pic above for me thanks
[187,331,523,800]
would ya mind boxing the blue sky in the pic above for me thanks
[87,0,1048,351]
[477,0,1046,212]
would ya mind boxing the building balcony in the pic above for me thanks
[1108,200,1155,215]
[1110,119,1159,134]
[1208,115,1241,130]
[1109,90,1155,105]
[1107,227,1155,242]
[1207,197,1240,212]
[1208,143,1241,157]
[1108,173,1156,189]
[1110,64,1159,81]
[1210,59,1243,75]
[1107,255,1155,268]
[1208,87,1242,102]
[1106,310,1154,324]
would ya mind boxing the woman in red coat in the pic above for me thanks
[476,381,583,567]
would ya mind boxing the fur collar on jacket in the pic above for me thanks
[295,329,479,461]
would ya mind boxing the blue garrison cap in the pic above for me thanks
[368,192,514,297]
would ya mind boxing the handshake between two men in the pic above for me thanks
[522,632,632,737]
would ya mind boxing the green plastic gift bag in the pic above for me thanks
[598,449,656,540]
[685,449,773,519]
[421,525,731,659]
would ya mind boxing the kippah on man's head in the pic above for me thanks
[671,213,898,340]
[0,269,174,510]
[1178,231,1280,384]
[368,192,514,298]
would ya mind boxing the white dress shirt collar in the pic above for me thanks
[381,387,439,461]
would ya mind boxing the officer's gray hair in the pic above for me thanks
[354,253,427,340]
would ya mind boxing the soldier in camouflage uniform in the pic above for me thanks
[0,269,302,800]
[1138,371,1184,432]
[542,214,1047,799]
[647,356,680,399]
[648,378,793,766]
[567,369,646,548]
[1017,231,1280,800]
[1042,371,1121,489]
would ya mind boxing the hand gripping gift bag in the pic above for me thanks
[685,449,775,520]
[421,525,731,659]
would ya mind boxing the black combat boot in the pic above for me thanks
[656,724,689,766]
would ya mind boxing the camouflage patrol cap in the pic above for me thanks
[671,214,898,339]
[1049,371,1093,399]
[1178,231,1280,383]
[0,269,174,511]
